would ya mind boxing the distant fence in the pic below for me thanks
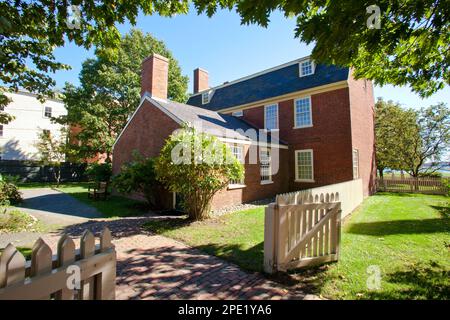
[0,228,116,300]
[276,179,364,219]
[376,176,448,195]
[264,192,341,273]
[0,160,87,183]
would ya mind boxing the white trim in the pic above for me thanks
[294,149,315,182]
[190,56,313,97]
[216,81,348,114]
[227,184,246,190]
[260,147,273,184]
[217,137,288,149]
[299,59,315,77]
[293,96,313,129]
[264,103,279,130]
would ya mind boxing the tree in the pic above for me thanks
[156,126,244,220]
[194,0,449,97]
[113,152,162,209]
[400,103,450,178]
[35,128,71,187]
[1,0,189,123]
[57,29,188,161]
[374,98,419,177]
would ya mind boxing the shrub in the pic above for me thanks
[0,174,22,205]
[0,209,37,233]
[113,152,162,209]
[86,162,112,183]
[156,126,244,221]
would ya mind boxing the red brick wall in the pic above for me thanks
[112,100,180,174]
[211,146,289,209]
[238,88,354,192]
[348,70,376,196]
[113,101,289,211]
[141,54,169,99]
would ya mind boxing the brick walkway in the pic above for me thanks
[39,217,309,300]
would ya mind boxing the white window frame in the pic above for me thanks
[228,144,245,188]
[295,149,314,182]
[293,96,313,129]
[260,147,273,184]
[232,110,243,117]
[264,103,279,131]
[44,106,52,118]
[299,59,315,77]
[202,92,210,104]
[353,149,360,179]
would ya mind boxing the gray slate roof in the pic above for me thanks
[186,60,349,111]
[148,97,286,145]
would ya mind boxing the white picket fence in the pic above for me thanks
[0,228,116,300]
[264,192,341,273]
[276,179,363,219]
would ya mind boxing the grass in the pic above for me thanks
[18,182,149,218]
[143,192,450,300]
[0,208,42,233]
[144,208,265,272]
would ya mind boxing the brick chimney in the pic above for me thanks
[193,68,209,94]
[141,54,169,99]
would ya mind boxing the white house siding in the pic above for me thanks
[0,91,67,160]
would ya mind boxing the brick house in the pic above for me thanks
[112,54,376,210]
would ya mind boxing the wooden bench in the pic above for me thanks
[88,182,109,200]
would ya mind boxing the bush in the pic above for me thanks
[156,126,244,221]
[86,163,112,183]
[112,152,162,209]
[0,174,22,205]
[0,209,37,233]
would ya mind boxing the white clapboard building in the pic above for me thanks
[0,90,67,160]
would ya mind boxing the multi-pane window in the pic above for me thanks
[229,144,244,185]
[353,149,359,179]
[260,148,272,183]
[294,97,312,128]
[0,125,3,137]
[295,150,314,181]
[232,110,243,117]
[202,92,210,104]
[44,106,52,118]
[264,104,278,130]
[300,59,314,77]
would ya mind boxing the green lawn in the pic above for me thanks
[19,182,148,218]
[143,193,450,300]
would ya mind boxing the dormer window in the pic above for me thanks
[202,91,210,104]
[299,59,314,77]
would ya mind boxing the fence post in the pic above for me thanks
[264,203,278,274]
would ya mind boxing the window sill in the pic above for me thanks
[295,179,315,183]
[293,125,313,129]
[260,180,273,185]
[228,184,246,190]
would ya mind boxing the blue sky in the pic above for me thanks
[52,8,449,109]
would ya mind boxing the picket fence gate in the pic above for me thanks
[0,228,116,300]
[264,191,342,273]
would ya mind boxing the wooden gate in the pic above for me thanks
[264,192,342,273]
[0,228,116,300]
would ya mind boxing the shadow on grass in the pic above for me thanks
[194,242,264,273]
[346,218,449,236]
[366,261,450,300]
[431,205,450,218]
